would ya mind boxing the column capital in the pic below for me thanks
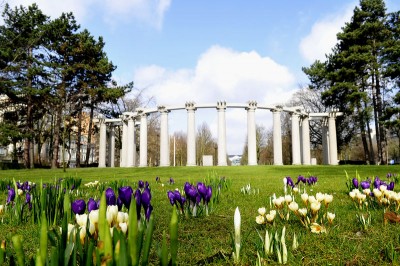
[328,109,339,118]
[271,105,283,113]
[120,113,135,122]
[185,101,197,111]
[136,108,148,117]
[216,101,227,110]
[158,105,170,113]
[246,100,257,111]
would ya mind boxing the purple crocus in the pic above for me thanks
[138,180,144,189]
[167,191,175,205]
[134,189,142,218]
[286,177,295,188]
[352,178,359,188]
[145,204,153,221]
[105,187,116,205]
[184,182,198,203]
[117,197,123,211]
[169,177,175,185]
[296,175,306,184]
[197,182,207,198]
[388,181,395,191]
[118,186,134,209]
[7,188,15,205]
[71,199,86,215]
[373,177,381,189]
[168,190,186,212]
[141,188,152,209]
[87,198,99,212]
[25,192,32,210]
[204,186,212,204]
[360,181,370,190]
[25,192,31,204]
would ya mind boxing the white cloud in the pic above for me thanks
[135,45,296,106]
[133,45,298,154]
[103,0,171,29]
[5,0,171,29]
[299,4,354,63]
[5,0,95,23]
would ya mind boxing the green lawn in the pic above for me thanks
[0,165,399,265]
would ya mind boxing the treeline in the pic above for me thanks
[303,0,400,164]
[0,4,132,168]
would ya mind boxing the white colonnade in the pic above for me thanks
[96,102,342,167]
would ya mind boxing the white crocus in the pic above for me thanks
[258,207,266,216]
[17,189,23,196]
[0,205,3,215]
[284,195,292,204]
[316,192,325,202]
[119,222,128,235]
[327,212,336,224]
[76,213,88,228]
[266,213,275,223]
[89,209,99,224]
[117,212,127,224]
[79,227,86,244]
[256,215,265,225]
[106,205,118,225]
[308,195,317,204]
[67,223,75,240]
[298,208,307,217]
[288,201,299,212]
[233,207,241,263]
[89,222,96,235]
[373,189,382,199]
[301,193,309,204]
[310,202,321,213]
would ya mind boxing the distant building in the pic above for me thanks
[228,155,242,166]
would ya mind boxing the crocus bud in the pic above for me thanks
[75,213,88,228]
[352,178,359,188]
[105,188,116,206]
[89,209,99,224]
[118,186,133,209]
[233,207,241,264]
[71,199,86,215]
[258,207,266,216]
[87,198,99,213]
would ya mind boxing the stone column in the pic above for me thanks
[186,102,197,166]
[291,112,301,165]
[120,116,128,167]
[272,107,283,165]
[301,116,311,165]
[217,101,227,166]
[108,125,115,167]
[138,110,148,167]
[322,118,330,165]
[98,118,107,168]
[328,111,338,165]
[159,106,170,167]
[126,116,136,167]
[247,101,257,165]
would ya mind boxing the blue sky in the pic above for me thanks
[6,0,400,154]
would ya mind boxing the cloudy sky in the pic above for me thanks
[5,0,400,155]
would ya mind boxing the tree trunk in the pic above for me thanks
[84,105,94,166]
[24,97,32,168]
[76,108,82,168]
[52,107,62,168]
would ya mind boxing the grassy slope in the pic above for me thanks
[0,165,399,265]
